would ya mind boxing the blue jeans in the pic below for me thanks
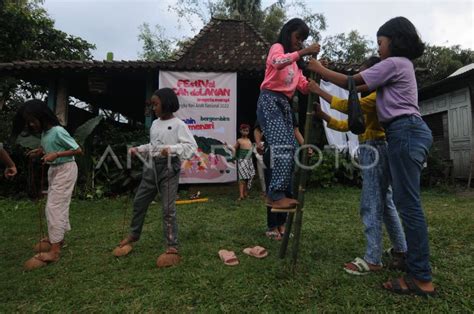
[385,115,433,281]
[359,141,407,265]
[256,90,297,201]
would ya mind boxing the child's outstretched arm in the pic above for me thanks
[330,92,376,115]
[269,43,320,70]
[307,59,365,89]
[26,147,44,158]
[293,126,314,157]
[309,79,376,115]
[314,102,349,133]
[254,127,264,155]
[0,148,17,178]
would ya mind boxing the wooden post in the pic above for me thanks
[145,73,154,129]
[55,79,68,126]
[47,79,57,112]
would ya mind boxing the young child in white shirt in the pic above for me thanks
[114,88,197,268]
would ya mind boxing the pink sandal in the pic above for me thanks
[243,246,268,259]
[218,249,239,266]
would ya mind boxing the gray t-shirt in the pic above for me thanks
[360,56,420,123]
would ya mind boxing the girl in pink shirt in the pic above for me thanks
[256,18,319,210]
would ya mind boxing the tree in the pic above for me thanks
[414,44,474,87]
[321,30,376,64]
[168,0,326,43]
[0,1,95,62]
[0,0,96,117]
[141,0,327,63]
[138,23,175,61]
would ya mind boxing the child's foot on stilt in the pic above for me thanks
[33,238,65,253]
[272,197,298,209]
[33,237,51,253]
[156,247,181,268]
[119,235,138,247]
[37,251,60,263]
[24,248,60,271]
[113,235,137,257]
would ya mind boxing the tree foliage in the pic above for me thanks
[137,0,327,61]
[168,0,326,43]
[321,30,376,64]
[138,23,175,61]
[414,44,474,87]
[0,1,95,62]
[0,0,96,106]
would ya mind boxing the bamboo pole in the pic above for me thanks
[278,70,317,266]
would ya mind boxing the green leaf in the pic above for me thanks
[73,116,103,147]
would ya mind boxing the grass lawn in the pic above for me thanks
[0,185,473,312]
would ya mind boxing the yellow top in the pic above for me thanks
[326,92,386,143]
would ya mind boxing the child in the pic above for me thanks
[114,88,197,268]
[256,18,320,210]
[232,124,255,200]
[308,17,435,296]
[313,56,407,275]
[12,99,82,267]
[0,147,17,178]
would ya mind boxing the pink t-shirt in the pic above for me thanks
[260,43,310,99]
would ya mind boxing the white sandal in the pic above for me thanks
[344,257,381,276]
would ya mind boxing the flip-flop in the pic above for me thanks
[218,249,239,266]
[243,246,268,259]
[383,276,437,298]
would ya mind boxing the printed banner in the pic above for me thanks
[159,71,237,183]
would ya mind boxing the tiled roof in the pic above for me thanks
[171,18,270,72]
[0,18,270,74]
[0,59,168,72]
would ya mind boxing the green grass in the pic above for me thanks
[0,186,473,312]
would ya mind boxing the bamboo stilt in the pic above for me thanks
[279,70,317,267]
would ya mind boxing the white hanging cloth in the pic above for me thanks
[319,80,359,157]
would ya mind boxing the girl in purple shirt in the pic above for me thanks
[308,17,435,297]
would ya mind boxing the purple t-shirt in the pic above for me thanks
[360,57,420,123]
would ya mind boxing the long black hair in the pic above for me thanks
[276,18,310,69]
[153,88,180,115]
[362,56,381,69]
[12,99,60,136]
[376,16,425,60]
